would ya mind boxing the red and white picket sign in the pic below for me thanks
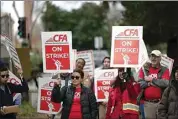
[41,31,73,73]
[111,26,143,68]
[94,69,118,102]
[7,71,22,101]
[37,78,61,114]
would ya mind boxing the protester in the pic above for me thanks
[51,58,91,119]
[75,58,91,88]
[157,65,178,119]
[97,57,111,119]
[138,50,170,119]
[51,69,98,119]
[106,68,141,119]
[0,63,29,119]
[102,57,111,69]
[13,67,23,107]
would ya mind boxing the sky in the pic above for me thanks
[1,1,101,33]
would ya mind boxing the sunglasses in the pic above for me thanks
[1,74,9,78]
[71,76,80,80]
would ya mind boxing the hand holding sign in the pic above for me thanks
[15,66,23,79]
[55,75,62,87]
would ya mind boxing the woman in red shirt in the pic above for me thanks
[106,68,141,119]
[51,69,98,119]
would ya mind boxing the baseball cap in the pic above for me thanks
[150,50,162,57]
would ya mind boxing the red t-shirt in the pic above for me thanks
[139,66,170,100]
[69,87,82,119]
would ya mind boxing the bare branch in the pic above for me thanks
[30,2,46,35]
[31,1,34,19]
[12,1,20,18]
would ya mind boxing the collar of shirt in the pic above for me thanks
[0,84,5,91]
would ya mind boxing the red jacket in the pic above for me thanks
[106,78,141,119]
[122,81,141,115]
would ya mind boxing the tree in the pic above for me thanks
[121,1,178,46]
[41,1,110,51]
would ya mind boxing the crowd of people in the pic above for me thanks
[1,49,178,119]
[50,49,178,119]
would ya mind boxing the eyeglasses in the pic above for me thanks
[1,74,9,78]
[71,76,80,80]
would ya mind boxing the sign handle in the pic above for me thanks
[123,68,127,82]
[124,67,127,72]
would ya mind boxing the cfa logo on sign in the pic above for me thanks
[117,29,138,37]
[42,81,56,88]
[53,34,67,42]
[49,81,56,87]
[99,72,114,79]
[8,78,20,85]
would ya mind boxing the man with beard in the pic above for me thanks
[138,50,170,119]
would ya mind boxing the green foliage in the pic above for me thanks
[121,1,178,46]
[18,101,36,117]
[17,101,47,118]
[41,1,110,51]
[30,51,42,70]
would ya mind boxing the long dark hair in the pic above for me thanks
[111,68,132,91]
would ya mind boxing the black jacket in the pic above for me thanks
[51,84,98,119]
[0,80,29,119]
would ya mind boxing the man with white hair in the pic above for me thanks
[138,50,170,119]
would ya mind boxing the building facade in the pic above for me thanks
[1,13,14,42]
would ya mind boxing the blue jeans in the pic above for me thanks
[140,104,145,119]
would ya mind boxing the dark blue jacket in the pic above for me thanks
[0,79,29,119]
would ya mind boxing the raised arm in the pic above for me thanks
[7,78,29,93]
[51,85,67,103]
[126,80,141,99]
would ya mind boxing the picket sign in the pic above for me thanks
[1,35,22,69]
[41,31,73,73]
[135,39,149,72]
[110,26,143,68]
[37,78,61,114]
[77,50,95,79]
[7,71,22,101]
[94,69,118,102]
[160,55,174,74]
